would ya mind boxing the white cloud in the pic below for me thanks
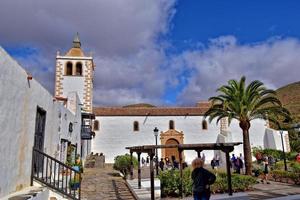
[0,0,177,106]
[174,36,300,105]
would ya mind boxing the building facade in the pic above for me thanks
[55,33,95,113]
[92,105,290,164]
[0,47,83,198]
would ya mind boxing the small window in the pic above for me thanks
[202,120,208,130]
[169,120,175,129]
[133,121,139,131]
[66,62,73,75]
[94,120,99,131]
[76,62,82,76]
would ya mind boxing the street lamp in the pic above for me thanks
[153,127,159,176]
[279,130,288,171]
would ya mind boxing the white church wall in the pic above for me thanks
[264,128,289,152]
[92,116,221,163]
[226,119,290,158]
[92,115,290,164]
[0,47,81,198]
[61,77,85,104]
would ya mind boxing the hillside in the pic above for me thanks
[276,81,300,122]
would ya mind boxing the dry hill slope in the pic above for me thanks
[276,81,300,122]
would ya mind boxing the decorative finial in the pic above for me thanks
[73,32,81,48]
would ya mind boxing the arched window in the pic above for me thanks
[66,62,73,75]
[76,62,82,76]
[133,121,139,131]
[202,120,208,130]
[169,120,175,129]
[94,120,99,131]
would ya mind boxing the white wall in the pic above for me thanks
[92,116,220,163]
[0,47,81,198]
[92,116,290,164]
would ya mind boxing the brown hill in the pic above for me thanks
[276,81,300,122]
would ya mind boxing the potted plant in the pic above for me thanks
[69,177,80,190]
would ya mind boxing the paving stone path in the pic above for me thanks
[81,164,135,200]
[248,181,300,200]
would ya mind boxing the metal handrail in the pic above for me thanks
[31,148,81,200]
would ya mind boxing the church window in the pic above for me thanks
[133,121,139,131]
[202,120,208,130]
[65,62,73,75]
[76,62,82,76]
[169,120,175,129]
[94,120,99,131]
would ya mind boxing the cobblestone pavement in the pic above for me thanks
[248,181,300,199]
[81,164,135,200]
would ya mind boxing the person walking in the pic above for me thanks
[261,157,270,184]
[210,158,216,170]
[191,158,216,200]
[141,157,145,167]
[159,158,165,171]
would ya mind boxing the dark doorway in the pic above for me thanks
[33,106,46,173]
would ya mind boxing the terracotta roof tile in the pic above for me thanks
[93,107,209,116]
[65,48,85,57]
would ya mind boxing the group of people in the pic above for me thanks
[230,153,244,174]
[141,155,186,171]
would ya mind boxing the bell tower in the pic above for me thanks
[54,33,95,113]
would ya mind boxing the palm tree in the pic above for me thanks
[204,76,291,175]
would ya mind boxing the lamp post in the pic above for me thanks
[153,127,159,176]
[279,130,288,171]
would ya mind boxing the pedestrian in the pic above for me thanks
[191,158,216,200]
[231,154,237,171]
[235,157,243,174]
[171,155,179,169]
[146,156,150,166]
[210,158,216,170]
[215,155,220,167]
[239,153,244,174]
[159,158,165,171]
[296,153,300,163]
[142,157,145,166]
[165,157,171,169]
[261,157,270,184]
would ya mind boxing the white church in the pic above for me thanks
[0,34,291,199]
[50,38,290,164]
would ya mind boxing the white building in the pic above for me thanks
[55,33,95,114]
[92,104,290,164]
[0,46,85,198]
[55,33,95,159]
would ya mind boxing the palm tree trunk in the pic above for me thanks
[242,128,252,175]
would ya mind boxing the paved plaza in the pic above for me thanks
[81,164,300,200]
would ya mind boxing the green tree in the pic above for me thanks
[205,76,290,175]
[113,154,138,178]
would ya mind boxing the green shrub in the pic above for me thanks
[158,168,256,197]
[287,152,299,161]
[113,154,138,178]
[273,161,285,170]
[271,170,300,184]
[290,162,300,173]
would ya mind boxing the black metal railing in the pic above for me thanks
[31,148,81,200]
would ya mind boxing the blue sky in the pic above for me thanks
[170,1,300,47]
[1,1,300,106]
